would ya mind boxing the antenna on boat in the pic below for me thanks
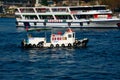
[43,22,47,41]
[68,22,71,28]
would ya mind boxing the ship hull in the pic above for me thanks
[16,19,120,28]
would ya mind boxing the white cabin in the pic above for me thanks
[50,28,75,46]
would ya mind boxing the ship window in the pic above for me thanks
[70,7,92,11]
[55,15,72,19]
[36,8,50,13]
[74,15,93,19]
[39,15,54,19]
[52,8,68,12]
[20,8,35,13]
[92,6,106,10]
[23,15,38,20]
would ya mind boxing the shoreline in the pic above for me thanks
[0,14,15,18]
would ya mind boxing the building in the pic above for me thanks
[62,0,81,6]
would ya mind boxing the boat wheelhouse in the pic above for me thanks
[15,5,120,28]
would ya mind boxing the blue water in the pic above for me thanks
[0,18,120,80]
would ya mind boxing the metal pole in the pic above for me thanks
[43,22,47,41]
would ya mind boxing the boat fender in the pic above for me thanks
[25,44,28,48]
[37,44,42,48]
[56,44,59,48]
[77,41,81,45]
[61,44,65,47]
[33,44,36,48]
[28,44,32,48]
[50,44,54,48]
[68,43,72,47]
[37,42,43,48]
[73,42,77,47]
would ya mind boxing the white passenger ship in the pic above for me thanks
[15,5,120,28]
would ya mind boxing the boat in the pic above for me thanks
[21,28,89,48]
[15,5,120,28]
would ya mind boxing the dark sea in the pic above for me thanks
[0,18,120,80]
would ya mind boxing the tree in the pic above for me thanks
[41,0,48,6]
[101,0,120,10]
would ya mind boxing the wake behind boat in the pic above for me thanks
[15,5,120,28]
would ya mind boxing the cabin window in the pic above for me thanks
[57,37,59,40]
[54,38,56,40]
[68,34,72,38]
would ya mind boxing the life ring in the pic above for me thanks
[56,44,59,48]
[50,44,54,48]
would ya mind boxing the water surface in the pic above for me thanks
[0,18,120,80]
